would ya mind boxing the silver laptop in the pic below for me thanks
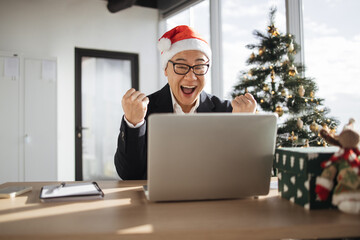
[145,113,277,202]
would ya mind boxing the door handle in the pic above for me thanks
[76,126,89,131]
[76,126,89,139]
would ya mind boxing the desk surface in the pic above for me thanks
[0,180,359,240]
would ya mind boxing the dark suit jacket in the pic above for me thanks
[114,84,233,180]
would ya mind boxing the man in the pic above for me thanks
[115,25,257,180]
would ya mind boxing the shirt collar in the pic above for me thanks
[169,88,200,114]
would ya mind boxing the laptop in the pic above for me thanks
[145,113,277,202]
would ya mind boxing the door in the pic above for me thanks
[0,53,20,183]
[24,57,57,181]
[75,48,139,181]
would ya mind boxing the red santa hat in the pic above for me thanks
[158,25,212,70]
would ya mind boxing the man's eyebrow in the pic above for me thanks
[195,58,207,62]
[174,58,207,62]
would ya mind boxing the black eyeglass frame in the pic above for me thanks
[168,60,210,76]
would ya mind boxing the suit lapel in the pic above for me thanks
[197,91,215,112]
[153,84,174,113]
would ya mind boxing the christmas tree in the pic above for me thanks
[232,7,339,147]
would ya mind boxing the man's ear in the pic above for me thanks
[164,67,168,77]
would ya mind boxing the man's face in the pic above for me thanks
[165,50,209,113]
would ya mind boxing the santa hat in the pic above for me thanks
[158,25,212,70]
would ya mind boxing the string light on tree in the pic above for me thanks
[263,84,270,91]
[259,46,265,56]
[289,65,298,76]
[275,105,284,117]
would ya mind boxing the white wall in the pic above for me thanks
[0,0,160,180]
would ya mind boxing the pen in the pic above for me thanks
[59,182,66,189]
[52,182,66,192]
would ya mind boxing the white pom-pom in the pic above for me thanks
[158,38,171,52]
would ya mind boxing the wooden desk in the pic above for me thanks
[0,181,359,240]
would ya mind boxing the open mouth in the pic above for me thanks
[181,85,196,95]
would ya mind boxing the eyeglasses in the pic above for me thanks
[168,60,210,76]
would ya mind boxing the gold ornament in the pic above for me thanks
[298,85,305,97]
[288,40,294,53]
[260,99,264,103]
[250,52,255,60]
[289,65,298,76]
[275,105,284,117]
[310,121,319,133]
[310,91,314,98]
[271,91,275,95]
[304,139,310,147]
[297,118,303,129]
[281,89,286,97]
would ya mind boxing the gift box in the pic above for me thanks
[274,147,339,209]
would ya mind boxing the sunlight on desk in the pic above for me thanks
[0,198,131,224]
[117,224,154,234]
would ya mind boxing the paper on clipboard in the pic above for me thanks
[40,182,104,202]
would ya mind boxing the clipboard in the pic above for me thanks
[39,182,104,202]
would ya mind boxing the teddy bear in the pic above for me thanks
[315,120,360,214]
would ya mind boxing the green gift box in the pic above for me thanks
[274,147,339,210]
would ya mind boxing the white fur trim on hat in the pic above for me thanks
[160,38,212,70]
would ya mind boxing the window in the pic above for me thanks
[303,0,360,130]
[221,0,286,99]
